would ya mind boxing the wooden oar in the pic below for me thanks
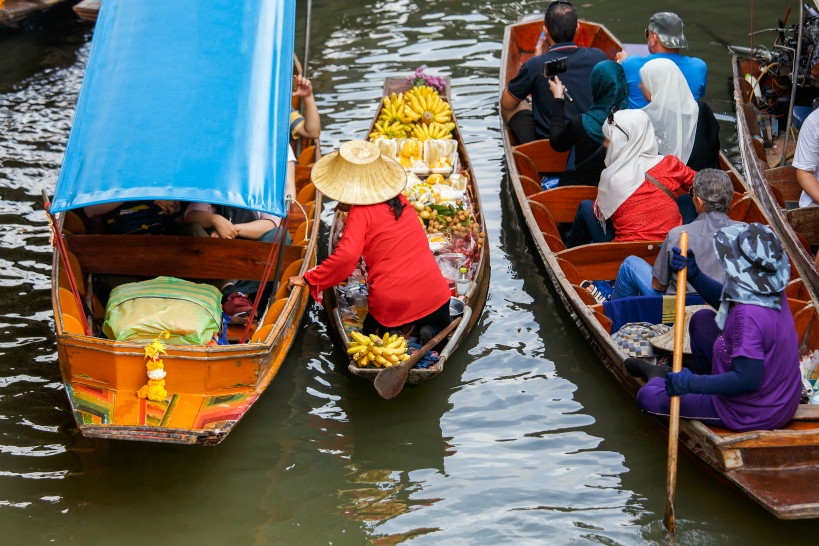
[374,317,462,400]
[664,231,689,533]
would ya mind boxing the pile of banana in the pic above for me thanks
[370,85,456,141]
[348,331,411,368]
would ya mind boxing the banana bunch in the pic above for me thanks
[404,86,452,126]
[369,120,409,140]
[378,93,413,129]
[348,331,411,368]
[411,121,456,141]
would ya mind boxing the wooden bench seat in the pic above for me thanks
[529,186,597,223]
[514,139,570,174]
[555,240,663,281]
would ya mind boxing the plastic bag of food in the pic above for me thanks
[436,253,469,282]
[103,276,222,345]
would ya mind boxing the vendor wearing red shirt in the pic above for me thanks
[288,140,452,343]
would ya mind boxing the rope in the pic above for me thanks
[291,197,310,243]
[45,203,91,337]
[239,214,290,344]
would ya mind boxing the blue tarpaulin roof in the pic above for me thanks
[51,0,296,217]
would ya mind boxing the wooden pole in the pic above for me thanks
[664,231,689,533]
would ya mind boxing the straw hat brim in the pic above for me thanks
[311,142,407,205]
[650,305,712,354]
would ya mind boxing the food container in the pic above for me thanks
[426,139,458,175]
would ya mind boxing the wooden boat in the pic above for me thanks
[0,0,74,28]
[732,55,819,303]
[501,15,819,519]
[72,0,98,22]
[323,77,490,388]
[49,2,319,445]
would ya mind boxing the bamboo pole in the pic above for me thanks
[664,231,689,533]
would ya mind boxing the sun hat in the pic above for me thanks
[648,12,688,49]
[311,140,407,205]
[650,305,712,354]
[712,222,790,328]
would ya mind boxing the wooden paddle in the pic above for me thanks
[374,317,462,400]
[664,231,689,533]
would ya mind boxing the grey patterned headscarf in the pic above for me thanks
[713,223,790,329]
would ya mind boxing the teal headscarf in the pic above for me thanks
[581,61,629,144]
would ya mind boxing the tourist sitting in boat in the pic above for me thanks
[83,200,183,235]
[566,109,696,247]
[287,140,452,345]
[547,60,628,186]
[792,108,819,208]
[639,58,720,172]
[290,74,321,140]
[616,12,707,109]
[183,145,297,321]
[500,0,606,144]
[612,169,739,299]
[626,223,801,432]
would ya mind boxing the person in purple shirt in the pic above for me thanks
[624,223,802,432]
[617,12,707,109]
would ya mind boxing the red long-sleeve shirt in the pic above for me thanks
[304,195,451,327]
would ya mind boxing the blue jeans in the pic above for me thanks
[612,256,663,299]
[567,200,614,248]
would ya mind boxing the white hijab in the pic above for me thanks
[597,109,664,220]
[640,58,699,164]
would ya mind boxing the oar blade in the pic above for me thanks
[374,364,410,399]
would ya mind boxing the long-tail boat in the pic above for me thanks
[47,1,321,445]
[322,76,490,390]
[0,0,73,28]
[501,14,819,519]
[732,54,819,302]
[72,0,99,22]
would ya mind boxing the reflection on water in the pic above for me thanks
[1,0,819,544]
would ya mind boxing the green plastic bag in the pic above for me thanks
[103,277,222,345]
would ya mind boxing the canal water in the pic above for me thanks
[0,0,815,543]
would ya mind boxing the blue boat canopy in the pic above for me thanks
[51,0,296,217]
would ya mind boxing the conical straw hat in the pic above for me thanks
[650,305,712,355]
[311,140,407,205]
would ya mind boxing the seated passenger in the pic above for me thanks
[617,12,707,109]
[288,140,452,345]
[612,169,739,299]
[640,58,720,172]
[290,74,321,140]
[500,1,606,144]
[84,200,182,235]
[625,223,801,432]
[548,60,628,186]
[793,108,819,208]
[567,109,695,247]
[183,145,297,321]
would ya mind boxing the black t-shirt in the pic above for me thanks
[507,42,607,139]
[549,98,605,186]
[687,100,721,171]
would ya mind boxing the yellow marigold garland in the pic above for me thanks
[137,331,170,402]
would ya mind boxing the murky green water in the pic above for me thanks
[1,0,817,544]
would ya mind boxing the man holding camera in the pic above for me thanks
[501,1,606,144]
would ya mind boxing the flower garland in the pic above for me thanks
[407,66,447,93]
[137,331,169,402]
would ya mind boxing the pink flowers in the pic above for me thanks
[408,67,447,93]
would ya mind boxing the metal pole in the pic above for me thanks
[302,0,312,79]
[780,2,804,167]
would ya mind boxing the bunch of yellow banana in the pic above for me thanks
[369,120,409,140]
[411,121,456,141]
[404,86,452,126]
[378,93,413,128]
[348,331,411,368]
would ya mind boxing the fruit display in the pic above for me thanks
[348,331,411,368]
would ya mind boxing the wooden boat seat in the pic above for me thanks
[786,207,819,247]
[555,241,663,281]
[722,165,748,194]
[295,165,312,193]
[251,324,274,343]
[61,315,85,335]
[274,259,304,300]
[786,278,811,301]
[297,183,316,205]
[513,150,540,181]
[292,222,308,244]
[766,166,800,202]
[62,211,87,235]
[58,249,86,295]
[514,139,570,174]
[543,232,566,252]
[527,201,564,250]
[261,298,288,328]
[728,196,769,225]
[58,287,82,321]
[520,175,542,196]
[555,257,582,285]
[593,310,612,334]
[530,186,597,223]
[792,304,816,343]
[65,234,305,281]
[788,297,810,314]
[572,285,598,305]
[298,145,317,166]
